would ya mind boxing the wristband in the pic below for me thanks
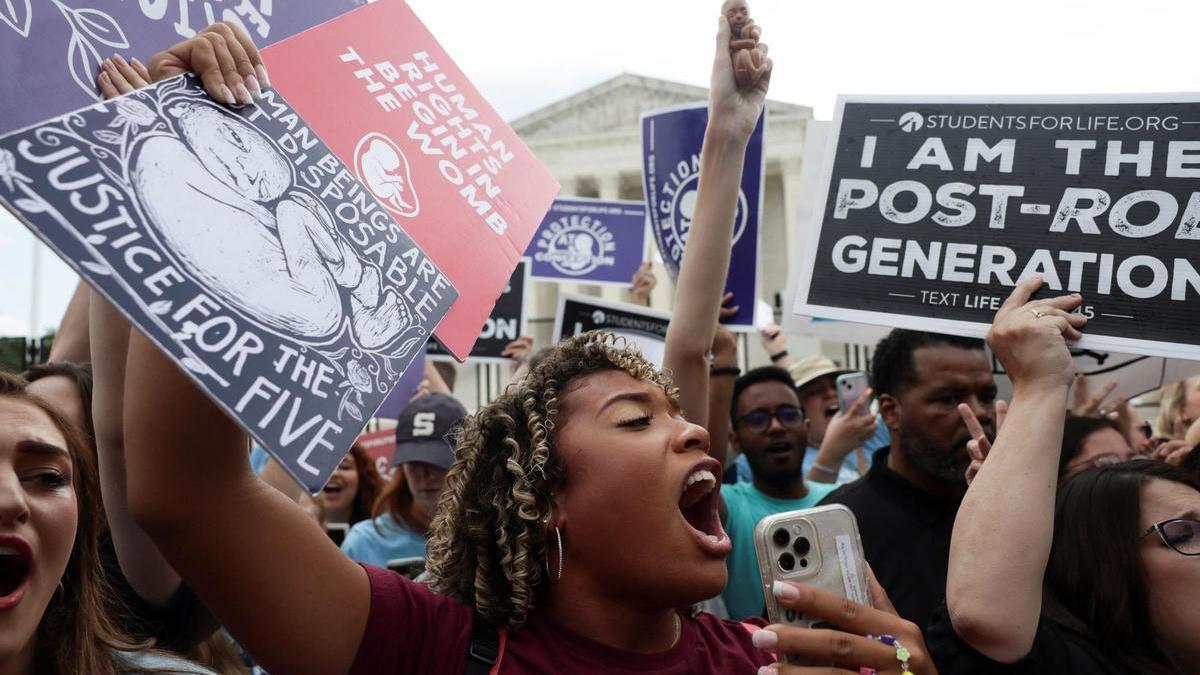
[811,462,839,477]
[769,350,789,362]
[709,366,741,377]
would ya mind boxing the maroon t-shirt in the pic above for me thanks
[350,565,774,674]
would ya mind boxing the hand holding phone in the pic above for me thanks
[836,373,871,416]
[757,574,934,673]
[754,505,871,667]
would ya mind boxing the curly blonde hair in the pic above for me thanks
[424,332,677,629]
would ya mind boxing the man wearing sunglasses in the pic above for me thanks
[718,366,837,620]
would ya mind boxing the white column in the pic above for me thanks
[597,173,624,302]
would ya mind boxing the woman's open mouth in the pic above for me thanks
[678,459,731,557]
[0,538,32,611]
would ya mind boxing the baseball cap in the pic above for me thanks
[393,394,467,469]
[788,355,854,392]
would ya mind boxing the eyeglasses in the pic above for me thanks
[1139,518,1200,556]
[738,405,805,433]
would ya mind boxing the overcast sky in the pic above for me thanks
[3,0,1197,336]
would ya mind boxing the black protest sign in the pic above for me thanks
[427,259,527,363]
[554,293,671,368]
[793,95,1200,360]
[0,74,456,493]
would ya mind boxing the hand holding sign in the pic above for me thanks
[630,261,657,306]
[97,55,151,96]
[986,278,1088,393]
[147,20,267,106]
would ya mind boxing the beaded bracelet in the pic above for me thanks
[866,634,913,675]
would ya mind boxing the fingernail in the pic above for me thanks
[219,84,237,106]
[99,72,111,85]
[112,53,126,65]
[256,64,271,88]
[234,81,254,105]
[757,667,777,675]
[752,629,778,649]
[772,580,800,601]
[244,73,263,99]
[131,56,144,69]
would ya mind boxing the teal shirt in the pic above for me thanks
[720,480,837,620]
[341,513,426,567]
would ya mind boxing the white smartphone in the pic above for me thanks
[754,505,871,664]
[836,372,870,415]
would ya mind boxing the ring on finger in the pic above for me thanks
[867,634,913,675]
[1029,308,1046,319]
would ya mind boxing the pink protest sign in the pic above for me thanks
[261,0,559,360]
[357,428,397,482]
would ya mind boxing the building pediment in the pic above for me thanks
[511,73,811,141]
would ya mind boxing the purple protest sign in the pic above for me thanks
[0,0,361,135]
[375,350,426,420]
[525,197,647,286]
[641,103,764,330]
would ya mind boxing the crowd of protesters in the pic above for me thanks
[2,4,1199,674]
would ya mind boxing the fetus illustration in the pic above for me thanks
[355,132,419,218]
[131,100,413,353]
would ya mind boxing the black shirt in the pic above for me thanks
[818,447,961,631]
[927,601,1120,674]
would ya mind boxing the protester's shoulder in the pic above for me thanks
[115,649,216,674]
[805,480,838,504]
[721,480,758,506]
[818,474,873,506]
[927,603,1121,675]
[350,565,473,674]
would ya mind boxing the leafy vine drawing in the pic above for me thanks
[0,0,32,37]
[1,0,131,100]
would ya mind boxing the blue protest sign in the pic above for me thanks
[0,74,455,493]
[525,197,647,286]
[0,0,361,135]
[641,102,764,330]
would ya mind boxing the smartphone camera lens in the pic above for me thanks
[799,557,809,569]
[778,552,795,572]
[772,528,790,547]
[793,536,811,556]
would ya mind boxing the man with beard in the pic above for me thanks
[718,366,837,620]
[820,329,996,630]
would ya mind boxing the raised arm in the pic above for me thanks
[946,278,1086,663]
[47,279,91,363]
[90,289,186,606]
[89,55,187,609]
[663,11,770,425]
[707,318,738,468]
[123,25,369,674]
